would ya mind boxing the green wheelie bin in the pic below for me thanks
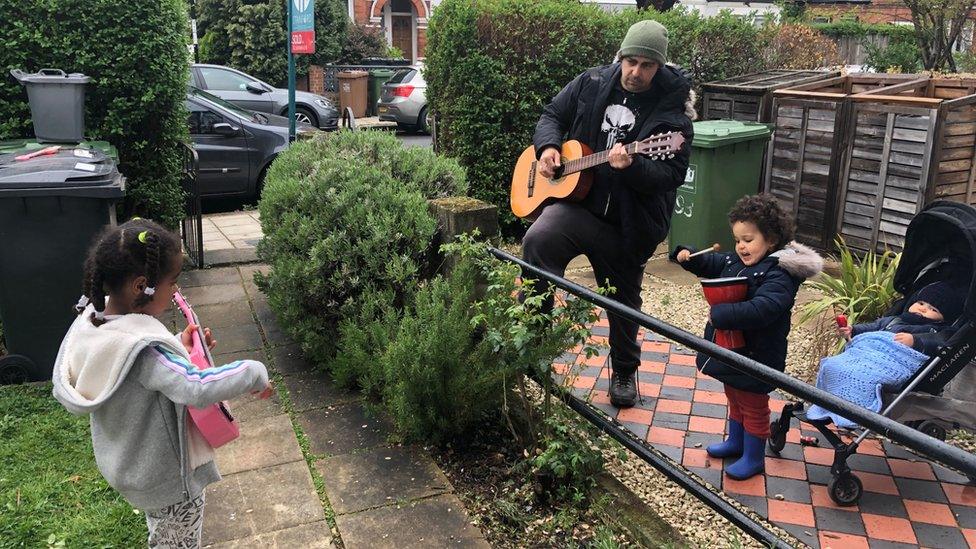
[367,68,397,117]
[669,120,771,255]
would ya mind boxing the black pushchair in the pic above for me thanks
[769,200,976,506]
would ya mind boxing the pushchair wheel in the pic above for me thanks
[828,473,863,506]
[917,420,947,441]
[768,420,787,454]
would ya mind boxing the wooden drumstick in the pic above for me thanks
[688,244,720,258]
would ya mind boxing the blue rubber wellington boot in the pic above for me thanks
[725,432,766,480]
[706,419,744,458]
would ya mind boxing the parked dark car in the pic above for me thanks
[186,86,318,198]
[190,63,339,130]
[377,67,429,134]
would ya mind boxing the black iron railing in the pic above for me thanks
[180,143,203,269]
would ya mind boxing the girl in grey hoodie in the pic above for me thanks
[53,219,271,548]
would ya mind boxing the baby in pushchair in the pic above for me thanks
[768,200,976,506]
[806,281,965,428]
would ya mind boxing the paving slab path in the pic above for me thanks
[174,255,488,548]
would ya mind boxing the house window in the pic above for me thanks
[391,0,412,12]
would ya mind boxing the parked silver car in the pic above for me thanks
[377,68,429,134]
[190,63,339,130]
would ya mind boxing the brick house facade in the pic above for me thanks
[347,0,438,62]
[806,0,976,53]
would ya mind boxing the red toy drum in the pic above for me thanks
[700,277,749,349]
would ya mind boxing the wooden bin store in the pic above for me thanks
[763,74,917,249]
[700,70,839,123]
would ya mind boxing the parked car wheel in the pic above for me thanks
[294,106,317,127]
[416,106,431,135]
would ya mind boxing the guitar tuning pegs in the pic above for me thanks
[668,153,675,159]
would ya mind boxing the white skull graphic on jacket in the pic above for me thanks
[602,103,636,150]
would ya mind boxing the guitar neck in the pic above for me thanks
[561,142,639,175]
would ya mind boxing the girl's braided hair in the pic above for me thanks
[727,194,795,250]
[79,219,182,325]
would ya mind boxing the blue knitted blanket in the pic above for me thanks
[806,331,929,428]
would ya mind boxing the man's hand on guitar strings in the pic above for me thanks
[608,142,633,170]
[538,147,561,178]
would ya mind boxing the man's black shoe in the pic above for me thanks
[610,370,638,408]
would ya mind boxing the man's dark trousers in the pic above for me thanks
[522,202,646,376]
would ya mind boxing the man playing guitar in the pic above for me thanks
[522,20,695,408]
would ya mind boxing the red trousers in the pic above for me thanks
[724,385,770,438]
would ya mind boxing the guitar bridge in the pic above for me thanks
[528,161,536,197]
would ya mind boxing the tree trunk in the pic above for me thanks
[904,0,976,71]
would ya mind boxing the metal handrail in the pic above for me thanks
[180,143,204,268]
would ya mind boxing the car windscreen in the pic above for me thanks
[187,86,260,123]
[388,69,417,84]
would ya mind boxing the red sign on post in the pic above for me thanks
[290,0,315,54]
[291,31,315,54]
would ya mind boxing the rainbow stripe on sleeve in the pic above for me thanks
[150,345,252,384]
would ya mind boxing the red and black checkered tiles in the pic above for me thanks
[553,312,976,549]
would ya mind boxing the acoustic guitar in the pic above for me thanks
[510,132,686,219]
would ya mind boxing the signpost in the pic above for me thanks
[287,0,315,142]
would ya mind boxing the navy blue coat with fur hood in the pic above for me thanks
[671,242,824,393]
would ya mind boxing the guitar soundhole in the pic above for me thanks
[549,157,567,183]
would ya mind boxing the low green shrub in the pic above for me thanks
[255,138,439,364]
[380,257,507,443]
[338,22,389,64]
[528,409,607,503]
[800,237,902,337]
[312,130,467,198]
[865,37,922,73]
[331,288,400,394]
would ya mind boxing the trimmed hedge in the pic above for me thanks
[813,21,920,73]
[425,0,772,233]
[812,21,916,41]
[0,0,190,227]
[255,131,466,363]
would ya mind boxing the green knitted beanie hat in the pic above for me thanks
[618,20,668,66]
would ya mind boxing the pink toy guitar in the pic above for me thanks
[173,290,240,448]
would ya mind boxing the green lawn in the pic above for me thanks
[0,383,145,548]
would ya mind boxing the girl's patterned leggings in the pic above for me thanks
[145,492,205,548]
